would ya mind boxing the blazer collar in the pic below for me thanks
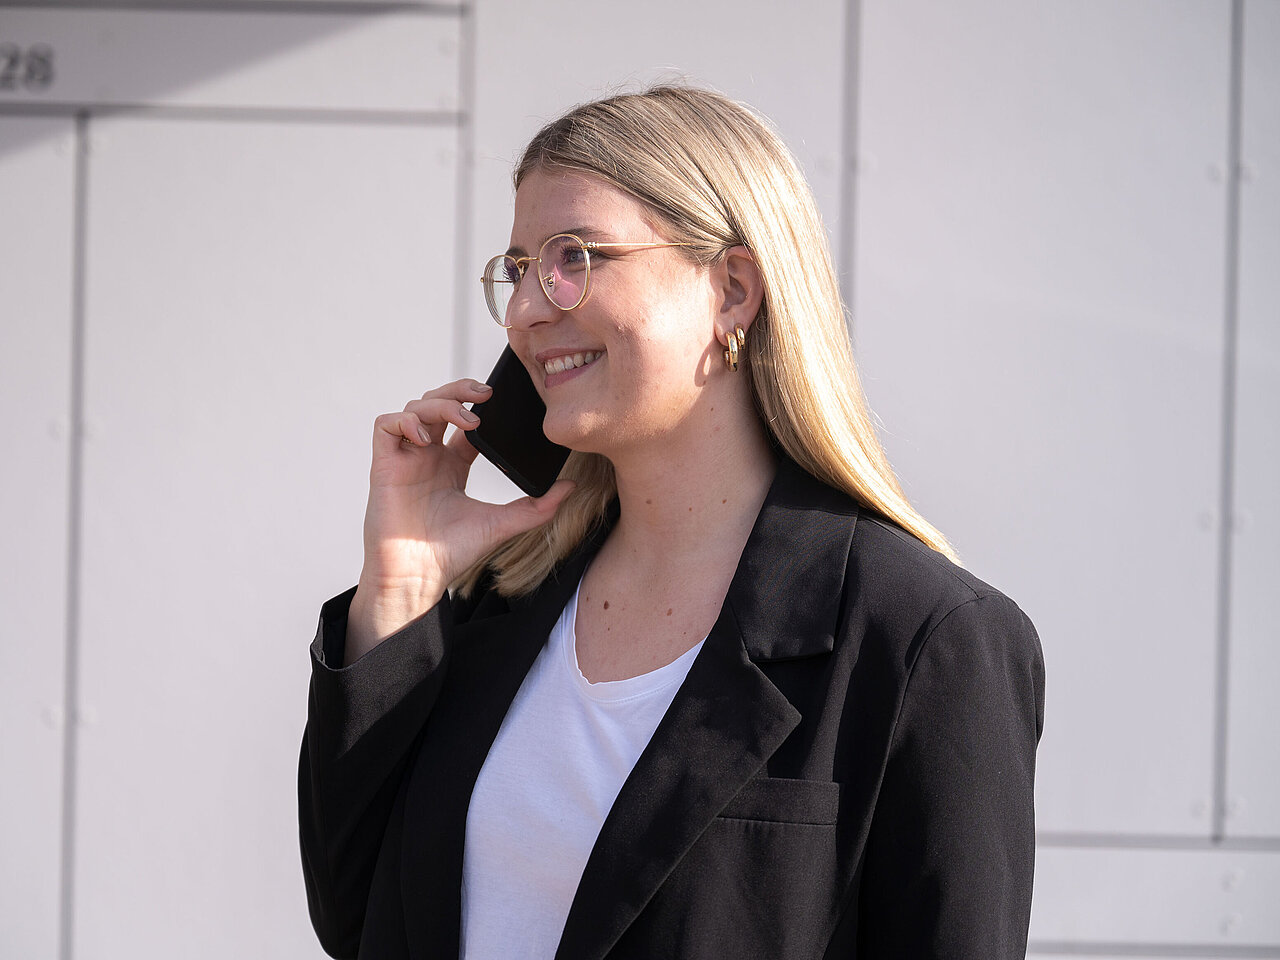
[465,455,859,660]
[402,457,859,960]
[724,456,859,661]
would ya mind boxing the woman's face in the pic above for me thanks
[504,168,725,456]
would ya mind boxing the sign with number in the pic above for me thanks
[0,43,55,92]
[0,10,458,112]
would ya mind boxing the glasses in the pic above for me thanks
[481,232,690,327]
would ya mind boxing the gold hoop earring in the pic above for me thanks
[723,324,747,372]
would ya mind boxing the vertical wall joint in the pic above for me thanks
[1211,0,1245,845]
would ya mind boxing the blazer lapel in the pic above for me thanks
[552,606,800,960]
[400,529,606,960]
[553,459,856,960]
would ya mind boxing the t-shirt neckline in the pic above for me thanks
[562,575,705,704]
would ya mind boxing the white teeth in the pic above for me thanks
[544,351,601,375]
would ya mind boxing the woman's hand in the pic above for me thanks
[345,378,573,664]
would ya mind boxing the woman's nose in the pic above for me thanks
[505,276,560,331]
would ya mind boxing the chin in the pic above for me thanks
[541,411,593,451]
[542,409,621,456]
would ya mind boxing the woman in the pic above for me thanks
[300,85,1045,959]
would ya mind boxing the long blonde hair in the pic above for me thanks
[457,85,955,598]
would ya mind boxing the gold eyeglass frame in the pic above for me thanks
[481,232,691,327]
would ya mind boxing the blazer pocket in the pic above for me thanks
[715,776,840,825]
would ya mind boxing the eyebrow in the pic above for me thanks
[505,226,609,258]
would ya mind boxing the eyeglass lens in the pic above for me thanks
[483,234,591,325]
[536,235,589,311]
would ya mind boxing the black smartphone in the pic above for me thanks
[466,346,571,497]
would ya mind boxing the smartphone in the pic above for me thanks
[466,346,571,497]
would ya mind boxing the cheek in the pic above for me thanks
[596,271,718,394]
[620,324,694,373]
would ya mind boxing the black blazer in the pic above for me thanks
[299,458,1046,959]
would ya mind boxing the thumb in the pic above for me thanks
[486,479,577,543]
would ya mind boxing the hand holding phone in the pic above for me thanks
[346,368,573,661]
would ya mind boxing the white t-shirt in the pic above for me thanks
[459,577,705,960]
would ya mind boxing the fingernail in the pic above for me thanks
[471,381,492,392]
[461,410,479,424]
[417,426,431,444]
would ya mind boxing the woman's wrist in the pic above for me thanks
[345,575,445,666]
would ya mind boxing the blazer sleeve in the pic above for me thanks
[856,592,1046,958]
[297,586,456,958]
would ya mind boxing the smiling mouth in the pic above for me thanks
[543,351,603,375]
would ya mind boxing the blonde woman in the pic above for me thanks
[300,86,1045,959]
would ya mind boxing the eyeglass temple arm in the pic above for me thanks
[582,241,692,250]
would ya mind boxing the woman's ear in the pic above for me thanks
[713,245,764,342]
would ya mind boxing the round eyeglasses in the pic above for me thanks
[481,233,690,327]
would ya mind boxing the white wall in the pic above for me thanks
[0,2,1275,958]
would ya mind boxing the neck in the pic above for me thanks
[602,395,778,571]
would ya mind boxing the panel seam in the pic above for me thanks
[837,0,862,336]
[0,0,463,14]
[450,0,476,377]
[0,103,462,126]
[57,107,90,960]
[1211,0,1245,846]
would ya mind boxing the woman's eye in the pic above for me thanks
[557,244,589,270]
